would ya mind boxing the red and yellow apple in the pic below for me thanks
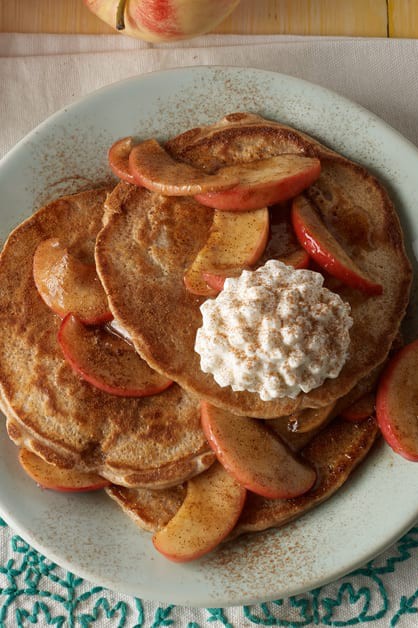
[58,313,173,397]
[33,238,112,324]
[84,0,241,43]
[153,461,246,562]
[19,448,109,492]
[184,208,269,296]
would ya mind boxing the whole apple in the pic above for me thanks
[84,0,241,42]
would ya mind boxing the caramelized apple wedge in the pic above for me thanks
[201,402,317,499]
[376,339,418,461]
[203,247,309,294]
[195,155,321,211]
[108,136,136,184]
[19,448,109,492]
[202,269,241,294]
[58,314,173,397]
[184,208,269,296]
[291,195,383,296]
[129,139,238,195]
[33,238,112,324]
[286,402,335,433]
[153,461,246,562]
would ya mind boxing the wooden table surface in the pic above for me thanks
[1,0,418,38]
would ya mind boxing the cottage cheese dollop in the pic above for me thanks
[195,260,353,400]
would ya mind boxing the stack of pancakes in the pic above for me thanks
[0,114,412,548]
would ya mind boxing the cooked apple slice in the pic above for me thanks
[203,249,309,294]
[201,402,317,499]
[291,195,383,296]
[129,139,238,195]
[108,136,136,184]
[184,208,269,296]
[376,340,418,461]
[58,314,173,397]
[195,155,321,211]
[342,393,375,422]
[33,238,112,324]
[19,448,109,492]
[152,461,246,562]
[286,402,335,433]
[202,269,241,294]
[203,247,309,294]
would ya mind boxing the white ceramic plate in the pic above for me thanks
[0,67,417,608]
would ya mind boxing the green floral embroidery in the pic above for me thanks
[0,522,417,626]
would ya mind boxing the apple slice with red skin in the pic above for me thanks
[203,248,309,294]
[195,154,321,211]
[108,136,136,184]
[376,339,418,461]
[19,448,109,492]
[129,139,239,195]
[287,402,335,434]
[291,195,383,296]
[152,461,246,562]
[201,402,317,499]
[33,238,112,324]
[202,204,310,293]
[58,313,173,397]
[184,208,269,296]
[202,269,241,294]
[341,393,375,422]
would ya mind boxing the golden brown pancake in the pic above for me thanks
[106,484,186,532]
[0,189,214,488]
[95,113,411,418]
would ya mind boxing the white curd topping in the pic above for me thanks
[195,260,353,401]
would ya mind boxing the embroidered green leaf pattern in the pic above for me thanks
[0,518,417,626]
[391,593,418,626]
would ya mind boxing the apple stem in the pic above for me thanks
[116,0,127,31]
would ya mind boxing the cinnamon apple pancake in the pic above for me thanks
[0,189,214,488]
[95,114,411,418]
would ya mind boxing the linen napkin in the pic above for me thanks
[1,33,418,627]
[1,33,418,157]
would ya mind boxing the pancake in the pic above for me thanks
[95,113,411,418]
[105,415,378,537]
[105,483,186,532]
[0,189,214,488]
